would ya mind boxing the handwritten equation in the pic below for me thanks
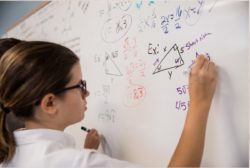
[160,0,205,34]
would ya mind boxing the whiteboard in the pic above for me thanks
[4,0,249,167]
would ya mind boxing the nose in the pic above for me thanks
[82,90,90,99]
[85,90,90,97]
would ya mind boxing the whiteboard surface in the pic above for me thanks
[5,0,249,167]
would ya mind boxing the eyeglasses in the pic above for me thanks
[53,80,87,95]
[34,80,87,105]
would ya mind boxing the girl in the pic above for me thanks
[0,41,217,167]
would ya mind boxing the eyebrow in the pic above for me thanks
[66,79,81,87]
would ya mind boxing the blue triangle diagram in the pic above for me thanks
[104,52,123,76]
[153,44,184,75]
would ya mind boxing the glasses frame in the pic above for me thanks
[34,80,87,105]
[53,80,87,95]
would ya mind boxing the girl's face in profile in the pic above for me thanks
[56,62,89,127]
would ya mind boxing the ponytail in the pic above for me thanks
[0,108,16,163]
[0,38,23,163]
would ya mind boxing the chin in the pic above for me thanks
[72,117,84,125]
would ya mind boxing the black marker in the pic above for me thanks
[81,126,90,133]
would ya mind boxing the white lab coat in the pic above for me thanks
[2,129,140,168]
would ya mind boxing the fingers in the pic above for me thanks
[192,55,215,72]
[88,128,97,134]
[207,61,218,82]
[88,128,101,139]
[191,54,218,81]
[208,61,217,73]
[203,58,209,71]
[188,54,218,106]
[84,128,101,149]
[192,54,206,71]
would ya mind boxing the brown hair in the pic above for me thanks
[0,41,79,163]
[0,38,22,57]
[0,38,25,133]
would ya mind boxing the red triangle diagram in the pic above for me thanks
[104,53,123,76]
[153,44,184,75]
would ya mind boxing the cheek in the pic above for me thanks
[72,94,85,111]
[62,92,85,114]
[66,98,84,121]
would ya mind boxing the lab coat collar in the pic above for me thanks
[14,128,76,148]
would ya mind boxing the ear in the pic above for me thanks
[40,93,58,115]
